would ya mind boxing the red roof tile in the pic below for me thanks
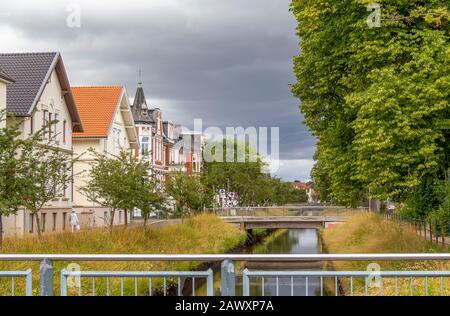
[72,86,123,138]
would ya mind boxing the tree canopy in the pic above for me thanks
[291,0,449,208]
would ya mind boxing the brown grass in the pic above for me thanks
[0,214,247,296]
[322,213,450,296]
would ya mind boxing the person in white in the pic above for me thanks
[69,210,80,232]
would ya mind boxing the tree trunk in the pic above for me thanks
[181,204,184,224]
[0,215,3,250]
[144,215,147,227]
[110,208,115,228]
[124,209,128,226]
[35,213,42,238]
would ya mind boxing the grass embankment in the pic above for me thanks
[0,214,247,296]
[322,213,450,296]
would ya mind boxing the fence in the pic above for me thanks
[1,254,450,296]
[60,269,214,296]
[382,212,450,246]
[242,269,450,296]
[0,269,32,296]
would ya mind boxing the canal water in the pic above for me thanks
[190,228,322,296]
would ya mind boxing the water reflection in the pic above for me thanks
[238,229,321,296]
[191,229,322,296]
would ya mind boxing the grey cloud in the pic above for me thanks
[0,0,316,181]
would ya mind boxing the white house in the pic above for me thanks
[0,52,84,237]
[72,86,138,227]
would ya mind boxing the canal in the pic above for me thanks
[189,228,322,296]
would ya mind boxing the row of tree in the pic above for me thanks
[0,110,308,246]
[0,112,73,246]
[291,0,449,219]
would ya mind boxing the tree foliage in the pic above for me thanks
[291,0,450,208]
[202,139,309,206]
[80,150,151,227]
[165,171,206,220]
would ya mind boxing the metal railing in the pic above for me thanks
[60,269,213,296]
[242,270,450,296]
[1,254,450,296]
[382,212,450,246]
[0,269,32,296]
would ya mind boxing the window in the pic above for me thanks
[63,120,66,143]
[41,213,46,232]
[62,212,67,230]
[104,211,108,226]
[54,113,59,140]
[29,214,34,233]
[42,110,48,138]
[119,211,122,224]
[30,115,34,134]
[48,112,52,138]
[141,136,149,156]
[113,128,121,155]
[52,213,57,231]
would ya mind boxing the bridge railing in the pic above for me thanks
[60,269,214,296]
[208,206,367,218]
[242,269,450,296]
[0,269,32,296]
[0,254,449,296]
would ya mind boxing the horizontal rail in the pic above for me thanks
[1,253,450,262]
[0,270,33,277]
[61,270,213,278]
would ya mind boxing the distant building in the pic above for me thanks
[72,86,138,227]
[0,52,84,236]
[130,83,203,181]
[290,181,316,203]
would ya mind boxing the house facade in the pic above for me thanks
[0,52,83,237]
[72,86,138,228]
[0,67,14,128]
[131,84,203,182]
[290,181,316,203]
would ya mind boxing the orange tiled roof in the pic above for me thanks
[72,86,123,138]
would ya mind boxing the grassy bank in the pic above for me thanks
[0,214,247,296]
[322,213,450,296]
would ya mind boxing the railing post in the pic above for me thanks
[60,270,68,296]
[25,269,33,296]
[221,259,235,296]
[40,258,54,296]
[242,269,250,296]
[206,269,214,296]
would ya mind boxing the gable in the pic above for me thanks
[0,52,82,132]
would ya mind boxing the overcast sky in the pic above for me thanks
[0,0,316,181]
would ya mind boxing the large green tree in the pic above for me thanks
[291,0,449,208]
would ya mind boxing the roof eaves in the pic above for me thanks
[27,52,58,117]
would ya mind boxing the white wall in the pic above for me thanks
[0,81,7,128]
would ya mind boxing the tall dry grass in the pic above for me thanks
[0,214,247,296]
[322,213,450,296]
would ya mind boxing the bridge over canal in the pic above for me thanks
[222,216,349,230]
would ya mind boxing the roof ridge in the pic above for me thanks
[0,52,58,56]
[72,85,124,89]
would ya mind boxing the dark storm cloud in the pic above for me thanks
[0,0,316,180]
